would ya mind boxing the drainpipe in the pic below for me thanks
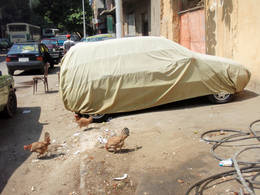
[115,0,122,38]
[82,0,86,39]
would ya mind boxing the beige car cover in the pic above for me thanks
[60,36,250,114]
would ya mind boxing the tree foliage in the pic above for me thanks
[34,0,93,35]
[0,0,93,37]
[0,0,32,24]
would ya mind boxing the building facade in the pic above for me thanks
[91,0,115,34]
[123,0,260,88]
[91,0,260,87]
[91,0,116,34]
[205,0,260,88]
[122,0,161,37]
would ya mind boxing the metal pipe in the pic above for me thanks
[82,0,86,39]
[115,0,122,38]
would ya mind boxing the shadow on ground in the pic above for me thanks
[0,107,43,193]
[13,65,60,76]
[13,65,60,94]
[234,89,259,102]
[39,153,65,160]
[109,90,259,121]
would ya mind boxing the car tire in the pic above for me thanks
[89,114,109,123]
[50,63,54,69]
[3,90,17,117]
[8,69,14,76]
[76,113,109,123]
[48,56,55,68]
[208,93,234,104]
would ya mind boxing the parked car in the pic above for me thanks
[6,42,54,75]
[81,34,115,42]
[41,38,62,64]
[0,71,17,117]
[56,34,80,43]
[60,36,251,121]
[0,38,12,51]
[55,34,67,48]
[54,35,67,56]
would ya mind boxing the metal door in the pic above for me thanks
[180,9,205,53]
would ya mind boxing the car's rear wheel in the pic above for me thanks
[90,114,108,123]
[8,69,14,76]
[50,61,55,68]
[77,113,108,123]
[208,92,234,104]
[3,90,17,117]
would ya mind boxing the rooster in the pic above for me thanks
[105,127,130,153]
[24,132,51,158]
[74,114,93,129]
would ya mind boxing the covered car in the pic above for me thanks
[59,36,250,117]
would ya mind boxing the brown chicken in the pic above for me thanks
[74,114,93,128]
[24,132,51,158]
[105,127,130,153]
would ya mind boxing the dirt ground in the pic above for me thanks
[1,62,260,195]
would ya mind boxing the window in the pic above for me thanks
[179,0,204,12]
[126,13,136,36]
[8,25,27,32]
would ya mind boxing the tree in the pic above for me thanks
[34,0,93,35]
[0,0,32,24]
[0,0,33,37]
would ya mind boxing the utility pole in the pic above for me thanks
[82,0,86,39]
[115,0,122,38]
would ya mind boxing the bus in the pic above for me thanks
[6,23,41,43]
[42,28,59,38]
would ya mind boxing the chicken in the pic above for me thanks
[105,127,130,153]
[24,132,51,158]
[74,114,93,128]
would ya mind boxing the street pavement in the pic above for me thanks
[1,55,260,194]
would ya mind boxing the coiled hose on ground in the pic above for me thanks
[186,120,260,195]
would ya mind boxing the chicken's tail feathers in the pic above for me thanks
[24,144,32,150]
[44,132,51,143]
